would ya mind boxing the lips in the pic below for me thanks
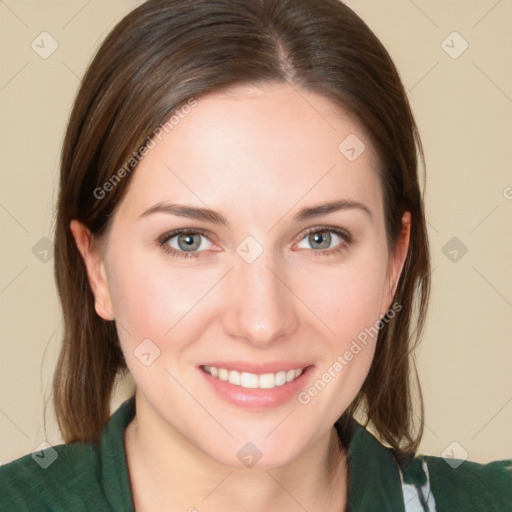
[198,362,313,409]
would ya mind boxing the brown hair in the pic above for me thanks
[53,0,430,463]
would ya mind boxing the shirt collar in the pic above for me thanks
[336,417,407,511]
[101,396,409,512]
[100,395,136,511]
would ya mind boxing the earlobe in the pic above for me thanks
[383,211,411,312]
[69,220,115,321]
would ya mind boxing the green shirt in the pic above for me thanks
[1,396,510,511]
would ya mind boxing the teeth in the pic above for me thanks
[228,370,241,386]
[203,366,305,389]
[240,372,258,388]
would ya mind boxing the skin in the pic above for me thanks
[71,82,410,512]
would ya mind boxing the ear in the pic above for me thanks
[69,220,115,321]
[382,211,411,315]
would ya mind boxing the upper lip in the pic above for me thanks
[200,362,312,375]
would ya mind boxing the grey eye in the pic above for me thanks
[296,230,344,251]
[164,232,213,253]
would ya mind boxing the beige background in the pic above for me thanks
[1,0,511,465]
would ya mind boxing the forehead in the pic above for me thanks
[115,82,383,226]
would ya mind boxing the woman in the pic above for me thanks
[1,0,510,510]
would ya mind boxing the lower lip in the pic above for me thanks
[199,366,313,410]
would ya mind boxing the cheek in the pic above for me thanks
[105,251,191,345]
[293,245,388,396]
[296,248,389,343]
[293,259,387,419]
[105,254,210,397]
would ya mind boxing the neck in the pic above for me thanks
[124,390,348,512]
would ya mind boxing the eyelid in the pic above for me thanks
[157,227,211,242]
[296,225,352,244]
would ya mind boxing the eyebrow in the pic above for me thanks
[139,199,372,227]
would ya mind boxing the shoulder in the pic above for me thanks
[419,454,512,511]
[0,396,136,512]
[0,441,103,512]
[337,416,511,511]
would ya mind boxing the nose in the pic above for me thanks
[222,252,299,348]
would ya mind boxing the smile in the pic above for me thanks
[201,365,305,390]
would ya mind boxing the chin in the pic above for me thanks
[197,429,311,471]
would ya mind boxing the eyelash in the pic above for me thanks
[157,226,353,260]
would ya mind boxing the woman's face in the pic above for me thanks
[77,82,409,468]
